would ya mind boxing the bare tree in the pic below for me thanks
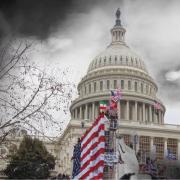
[0,40,74,144]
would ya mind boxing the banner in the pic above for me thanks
[104,152,118,166]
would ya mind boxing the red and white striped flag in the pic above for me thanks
[75,114,106,179]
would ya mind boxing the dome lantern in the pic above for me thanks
[111,8,126,45]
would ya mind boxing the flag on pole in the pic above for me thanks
[154,102,161,110]
[72,140,81,178]
[154,101,162,115]
[111,88,122,102]
[74,114,106,179]
[99,101,108,113]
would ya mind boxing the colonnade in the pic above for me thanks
[72,100,164,124]
[133,136,180,161]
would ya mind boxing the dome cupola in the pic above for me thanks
[111,8,126,45]
[87,9,147,74]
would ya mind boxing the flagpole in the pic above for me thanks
[115,100,120,180]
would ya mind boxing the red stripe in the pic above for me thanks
[81,136,105,161]
[81,124,104,151]
[80,160,104,179]
[81,114,104,142]
[81,116,100,142]
[80,148,105,172]
[99,106,107,110]
[92,172,104,179]
[79,115,105,179]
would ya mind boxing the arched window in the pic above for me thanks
[100,81,103,91]
[85,86,87,94]
[104,57,106,64]
[114,80,117,89]
[109,56,111,64]
[146,85,148,94]
[141,83,143,93]
[126,57,128,65]
[89,84,91,93]
[135,82,137,92]
[107,80,110,89]
[128,80,131,90]
[121,80,124,89]
[120,56,122,63]
[131,58,133,65]
[99,58,101,64]
[115,56,117,64]
[94,82,96,92]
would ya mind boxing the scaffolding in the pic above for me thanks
[103,114,118,179]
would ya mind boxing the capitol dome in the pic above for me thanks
[70,8,165,125]
[87,43,148,74]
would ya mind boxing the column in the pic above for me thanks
[164,138,167,159]
[126,100,129,120]
[158,111,161,124]
[134,101,137,121]
[92,102,95,120]
[149,105,152,122]
[118,101,120,121]
[153,109,157,123]
[162,112,164,124]
[95,103,98,118]
[80,106,82,119]
[178,140,180,160]
[142,103,145,122]
[75,108,77,119]
[72,110,75,119]
[85,104,88,120]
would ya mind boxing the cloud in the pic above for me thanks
[0,0,109,40]
[2,0,180,128]
[165,70,180,81]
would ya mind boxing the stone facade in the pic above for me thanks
[58,10,180,176]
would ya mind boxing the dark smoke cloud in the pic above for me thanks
[0,0,108,40]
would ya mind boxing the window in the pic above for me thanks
[115,56,117,64]
[100,81,103,91]
[135,82,137,92]
[107,80,110,90]
[139,136,150,163]
[89,84,91,93]
[128,81,131,90]
[109,56,111,64]
[121,80,124,89]
[85,86,86,94]
[167,139,177,160]
[146,85,148,94]
[154,137,164,160]
[141,83,143,93]
[114,80,117,89]
[94,82,96,92]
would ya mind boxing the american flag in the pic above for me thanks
[74,114,106,179]
[111,88,122,102]
[154,101,162,110]
[72,140,81,178]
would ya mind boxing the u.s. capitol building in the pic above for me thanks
[58,10,180,175]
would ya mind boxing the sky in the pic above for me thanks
[1,0,180,129]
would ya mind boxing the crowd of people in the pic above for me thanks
[51,173,70,179]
